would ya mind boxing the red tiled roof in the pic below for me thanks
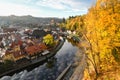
[5,50,13,55]
[11,40,23,48]
[18,40,23,45]
[5,49,25,59]
[13,51,25,58]
[25,43,47,55]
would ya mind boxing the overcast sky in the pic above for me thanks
[0,0,96,18]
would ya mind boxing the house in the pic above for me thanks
[3,28,17,33]
[3,40,26,62]
[32,29,51,38]
[0,48,6,58]
[0,27,3,33]
[25,43,47,56]
[3,49,15,61]
[24,29,32,35]
[10,40,23,48]
[3,49,26,62]
[12,50,26,61]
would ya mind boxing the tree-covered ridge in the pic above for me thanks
[0,15,63,27]
[63,0,120,79]
[66,16,85,31]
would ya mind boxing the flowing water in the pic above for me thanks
[0,40,78,80]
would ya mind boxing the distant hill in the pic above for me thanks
[0,15,63,28]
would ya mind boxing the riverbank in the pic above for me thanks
[0,39,65,78]
[0,39,78,80]
[69,43,120,80]
[70,49,86,80]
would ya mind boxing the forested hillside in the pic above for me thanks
[0,15,62,27]
[63,0,120,79]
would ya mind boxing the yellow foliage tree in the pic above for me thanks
[84,0,120,78]
[63,0,120,79]
[43,34,54,46]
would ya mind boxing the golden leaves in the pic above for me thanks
[63,0,120,75]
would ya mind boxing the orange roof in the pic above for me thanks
[13,51,25,58]
[25,43,47,55]
[11,40,23,48]
[5,50,13,55]
[18,40,23,45]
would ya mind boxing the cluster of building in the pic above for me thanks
[0,27,60,62]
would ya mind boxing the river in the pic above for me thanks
[0,39,78,80]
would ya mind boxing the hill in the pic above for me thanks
[0,15,63,28]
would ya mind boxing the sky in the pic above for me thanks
[0,0,96,18]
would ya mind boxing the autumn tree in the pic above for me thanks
[65,15,85,36]
[84,0,120,79]
[43,34,54,47]
[63,0,120,79]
